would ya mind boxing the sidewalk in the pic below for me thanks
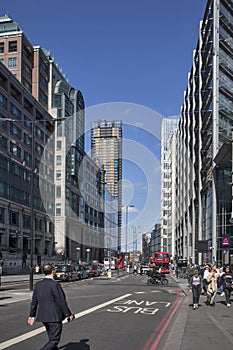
[0,273,42,305]
[164,275,233,350]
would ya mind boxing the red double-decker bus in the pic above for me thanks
[150,252,170,274]
[154,252,170,265]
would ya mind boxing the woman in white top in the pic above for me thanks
[207,265,220,306]
[190,269,202,310]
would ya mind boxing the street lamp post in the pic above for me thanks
[86,248,90,264]
[29,118,35,291]
[76,247,81,264]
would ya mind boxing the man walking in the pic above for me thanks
[28,263,75,350]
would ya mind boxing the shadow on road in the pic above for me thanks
[60,339,90,349]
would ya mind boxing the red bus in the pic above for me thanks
[154,252,170,265]
[150,252,170,274]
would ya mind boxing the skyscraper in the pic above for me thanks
[91,120,122,250]
[173,0,233,266]
[160,118,178,255]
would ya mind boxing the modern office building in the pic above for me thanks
[160,118,178,256]
[0,15,105,270]
[173,0,233,266]
[150,224,161,257]
[0,60,56,272]
[91,120,122,250]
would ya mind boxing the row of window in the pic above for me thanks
[0,41,17,53]
[0,57,17,69]
[0,206,53,232]
[0,179,54,214]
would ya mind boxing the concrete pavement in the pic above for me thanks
[164,274,233,350]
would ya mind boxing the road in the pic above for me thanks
[0,273,184,350]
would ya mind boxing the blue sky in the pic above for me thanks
[0,0,207,247]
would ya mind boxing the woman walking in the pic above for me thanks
[207,265,219,306]
[190,269,202,310]
[202,264,210,296]
[222,266,233,307]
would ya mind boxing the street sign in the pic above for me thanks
[222,236,230,247]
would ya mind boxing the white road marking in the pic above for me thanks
[0,293,132,350]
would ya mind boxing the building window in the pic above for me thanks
[23,214,31,228]
[56,155,61,165]
[56,186,61,197]
[24,151,32,164]
[35,142,43,156]
[57,141,62,150]
[0,42,4,53]
[9,210,19,225]
[36,126,44,141]
[8,57,17,69]
[56,170,61,180]
[0,58,4,64]
[8,41,17,52]
[0,93,7,109]
[56,203,61,215]
[80,211,84,221]
[0,207,5,223]
[0,135,7,150]
[24,116,32,130]
[10,142,21,158]
[46,166,53,178]
[0,181,7,198]
[35,218,42,231]
[10,123,21,139]
[24,133,32,147]
[10,103,21,119]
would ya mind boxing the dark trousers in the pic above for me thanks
[192,285,201,304]
[40,322,62,350]
[224,287,231,304]
[202,278,208,294]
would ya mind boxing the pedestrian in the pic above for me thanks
[202,264,210,296]
[222,266,233,307]
[206,265,220,306]
[133,264,137,275]
[190,269,202,310]
[28,263,75,350]
[219,266,225,296]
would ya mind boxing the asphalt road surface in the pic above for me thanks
[0,273,185,350]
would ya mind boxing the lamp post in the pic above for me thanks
[76,247,81,264]
[29,118,35,291]
[132,225,141,262]
[86,248,90,264]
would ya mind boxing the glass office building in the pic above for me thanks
[174,0,233,265]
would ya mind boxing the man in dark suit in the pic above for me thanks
[28,263,75,350]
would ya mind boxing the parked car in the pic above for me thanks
[54,264,77,282]
[85,264,100,277]
[75,265,89,280]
